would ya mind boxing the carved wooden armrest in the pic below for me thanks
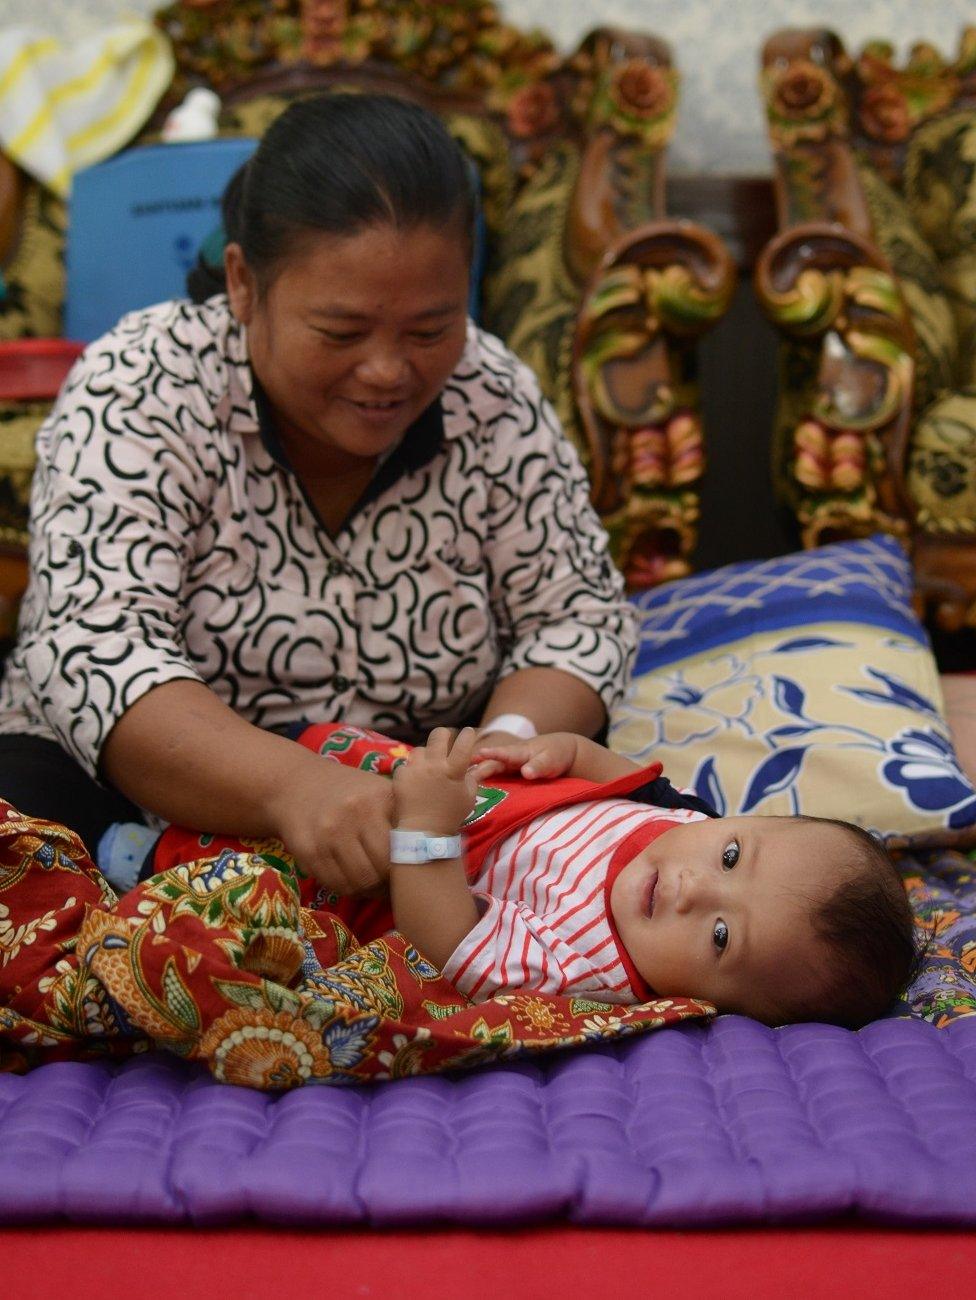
[574,221,734,588]
[758,26,976,629]
[754,222,915,552]
[759,28,874,235]
[757,28,916,555]
[559,27,677,283]
[551,30,734,587]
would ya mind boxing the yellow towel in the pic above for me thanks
[0,18,175,197]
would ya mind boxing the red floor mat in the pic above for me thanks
[5,1226,976,1299]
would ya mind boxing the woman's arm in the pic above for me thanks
[478,666,606,742]
[101,679,394,894]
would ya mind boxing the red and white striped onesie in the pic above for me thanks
[443,797,705,1003]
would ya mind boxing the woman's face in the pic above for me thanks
[226,222,470,468]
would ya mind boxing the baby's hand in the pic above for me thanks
[471,732,580,782]
[393,727,479,835]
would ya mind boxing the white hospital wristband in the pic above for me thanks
[390,829,464,864]
[480,713,537,740]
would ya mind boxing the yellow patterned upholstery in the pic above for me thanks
[856,163,959,414]
[480,141,583,456]
[0,183,65,342]
[910,388,976,532]
[0,184,67,577]
[858,110,976,539]
[904,110,976,390]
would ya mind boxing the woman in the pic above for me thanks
[0,93,635,894]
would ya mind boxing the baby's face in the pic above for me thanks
[610,815,852,1022]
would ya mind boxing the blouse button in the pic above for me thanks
[327,557,344,577]
[332,673,352,694]
[66,540,82,557]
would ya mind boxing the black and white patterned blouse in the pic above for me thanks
[0,297,636,778]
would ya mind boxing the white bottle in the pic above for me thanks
[161,87,222,143]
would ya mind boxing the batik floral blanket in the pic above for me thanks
[0,801,712,1089]
[900,848,976,1025]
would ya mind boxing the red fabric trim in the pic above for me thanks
[603,817,683,1000]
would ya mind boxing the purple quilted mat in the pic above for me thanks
[2,1013,976,1228]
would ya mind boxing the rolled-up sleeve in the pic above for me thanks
[16,361,210,776]
[483,362,637,715]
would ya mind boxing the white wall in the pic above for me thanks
[0,0,972,174]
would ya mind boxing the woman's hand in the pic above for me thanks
[470,732,581,782]
[393,727,479,834]
[266,756,395,895]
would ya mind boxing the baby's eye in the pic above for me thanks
[713,919,729,952]
[721,838,740,870]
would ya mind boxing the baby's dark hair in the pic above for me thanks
[769,817,923,1029]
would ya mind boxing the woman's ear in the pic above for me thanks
[224,242,256,323]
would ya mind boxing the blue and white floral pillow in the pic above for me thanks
[610,536,976,836]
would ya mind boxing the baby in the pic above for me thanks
[99,722,920,1028]
[387,727,920,1028]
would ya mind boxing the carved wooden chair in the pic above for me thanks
[0,0,735,644]
[755,27,976,631]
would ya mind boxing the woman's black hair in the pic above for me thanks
[187,92,476,301]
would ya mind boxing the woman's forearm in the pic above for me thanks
[480,667,605,738]
[99,679,325,833]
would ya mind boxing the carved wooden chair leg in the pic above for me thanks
[573,221,735,588]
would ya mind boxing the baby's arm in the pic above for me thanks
[389,728,480,969]
[472,732,641,784]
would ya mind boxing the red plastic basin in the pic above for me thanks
[0,339,85,401]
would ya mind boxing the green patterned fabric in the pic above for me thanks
[480,140,583,461]
[439,110,515,251]
[0,174,67,571]
[856,161,958,413]
[0,402,45,553]
[909,387,976,535]
[0,183,66,551]
[852,112,976,541]
[905,111,976,391]
[0,182,66,342]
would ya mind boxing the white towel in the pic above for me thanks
[0,17,174,197]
